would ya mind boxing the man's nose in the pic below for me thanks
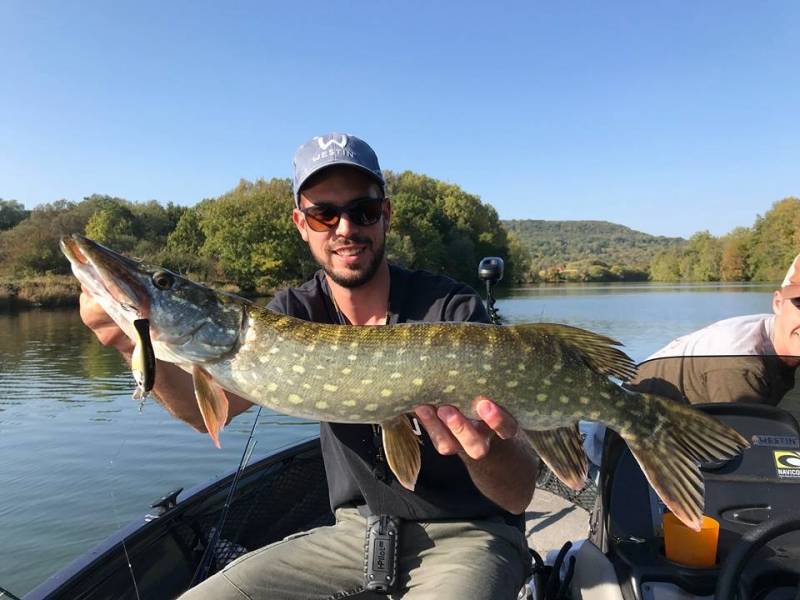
[334,211,359,237]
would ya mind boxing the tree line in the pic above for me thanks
[503,219,684,283]
[2,187,798,290]
[649,197,800,282]
[0,172,515,293]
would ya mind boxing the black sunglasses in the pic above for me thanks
[300,197,386,232]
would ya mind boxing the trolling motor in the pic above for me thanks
[478,257,504,325]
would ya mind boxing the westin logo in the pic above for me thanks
[315,135,348,150]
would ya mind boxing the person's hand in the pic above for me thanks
[79,287,253,434]
[414,397,519,460]
[79,288,133,355]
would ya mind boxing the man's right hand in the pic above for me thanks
[78,290,253,435]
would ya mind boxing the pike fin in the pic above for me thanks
[522,323,638,382]
[623,394,749,531]
[192,365,229,449]
[382,415,422,491]
[524,425,588,491]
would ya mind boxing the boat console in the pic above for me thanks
[587,402,800,600]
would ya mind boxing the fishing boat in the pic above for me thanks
[22,437,333,600]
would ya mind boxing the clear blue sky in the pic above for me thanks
[1,1,798,238]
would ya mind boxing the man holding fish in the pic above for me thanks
[70,133,746,598]
[79,133,540,598]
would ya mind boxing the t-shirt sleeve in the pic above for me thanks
[442,284,491,324]
[266,291,288,315]
[703,367,777,405]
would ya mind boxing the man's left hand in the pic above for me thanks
[414,397,519,460]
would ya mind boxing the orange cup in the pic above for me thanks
[663,513,719,568]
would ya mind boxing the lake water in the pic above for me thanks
[0,282,793,595]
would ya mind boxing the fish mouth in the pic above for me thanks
[60,234,151,318]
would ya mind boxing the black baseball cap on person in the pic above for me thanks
[292,133,385,207]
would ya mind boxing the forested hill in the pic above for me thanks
[502,219,685,281]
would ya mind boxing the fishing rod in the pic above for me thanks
[190,406,263,586]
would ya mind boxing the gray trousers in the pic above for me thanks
[178,507,530,600]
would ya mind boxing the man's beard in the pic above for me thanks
[316,234,386,289]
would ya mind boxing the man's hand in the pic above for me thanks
[413,397,518,460]
[78,289,253,433]
[413,398,538,514]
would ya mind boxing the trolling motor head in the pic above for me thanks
[478,257,504,284]
[478,257,504,325]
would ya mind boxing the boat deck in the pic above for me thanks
[525,489,589,555]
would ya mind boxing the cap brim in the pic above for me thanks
[780,285,800,299]
[295,162,384,203]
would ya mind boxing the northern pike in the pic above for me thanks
[61,234,749,530]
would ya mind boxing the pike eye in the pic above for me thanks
[152,271,175,290]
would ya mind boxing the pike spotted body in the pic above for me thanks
[61,234,749,531]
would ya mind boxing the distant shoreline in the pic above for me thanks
[0,276,275,312]
[0,275,81,310]
[1,275,769,314]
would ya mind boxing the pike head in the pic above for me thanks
[60,234,244,364]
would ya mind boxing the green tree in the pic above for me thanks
[198,178,307,291]
[749,197,800,281]
[506,232,532,284]
[84,203,138,251]
[0,200,85,275]
[386,192,448,272]
[131,200,186,244]
[168,204,206,255]
[0,199,28,230]
[384,171,512,285]
[720,227,751,281]
[163,205,211,275]
[684,231,721,281]
[650,250,681,282]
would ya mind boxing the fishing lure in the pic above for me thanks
[131,318,156,408]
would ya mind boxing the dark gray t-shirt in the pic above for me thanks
[268,264,522,526]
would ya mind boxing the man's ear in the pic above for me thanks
[292,208,309,243]
[773,290,784,315]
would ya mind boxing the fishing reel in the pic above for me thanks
[478,257,504,325]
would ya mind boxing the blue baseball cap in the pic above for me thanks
[292,132,385,206]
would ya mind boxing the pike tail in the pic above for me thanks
[622,394,749,531]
